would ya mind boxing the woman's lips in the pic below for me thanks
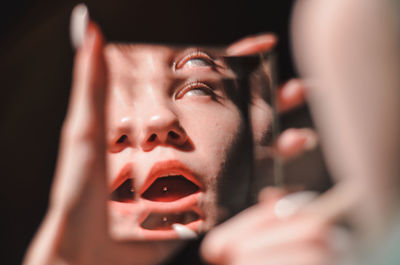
[141,175,200,202]
[141,210,199,230]
[110,160,202,203]
[109,160,205,239]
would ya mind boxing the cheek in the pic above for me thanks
[179,101,243,173]
[183,102,241,142]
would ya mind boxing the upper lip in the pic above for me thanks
[110,163,133,193]
[139,160,203,197]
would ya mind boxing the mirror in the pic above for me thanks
[103,43,278,241]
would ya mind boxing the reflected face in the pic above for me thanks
[105,44,252,240]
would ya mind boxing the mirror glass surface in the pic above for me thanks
[104,43,277,241]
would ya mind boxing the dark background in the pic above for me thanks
[0,1,321,264]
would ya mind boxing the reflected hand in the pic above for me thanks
[227,33,318,162]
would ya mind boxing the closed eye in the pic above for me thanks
[175,81,215,99]
[174,50,216,70]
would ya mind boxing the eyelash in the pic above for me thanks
[175,82,215,99]
[174,51,216,70]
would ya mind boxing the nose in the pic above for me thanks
[139,103,187,151]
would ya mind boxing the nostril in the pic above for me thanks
[168,131,180,139]
[110,134,131,153]
[148,134,157,142]
[116,134,128,144]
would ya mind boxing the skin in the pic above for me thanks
[22,20,319,265]
[105,43,251,240]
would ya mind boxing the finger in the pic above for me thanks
[202,204,329,265]
[231,226,330,265]
[230,244,332,265]
[232,212,350,265]
[277,79,306,113]
[23,7,108,265]
[278,181,361,227]
[220,192,332,265]
[51,14,107,214]
[226,33,277,56]
[201,198,281,264]
[257,186,288,203]
[276,128,318,161]
[202,191,340,265]
[243,216,329,250]
[302,179,363,223]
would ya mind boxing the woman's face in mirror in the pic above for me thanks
[104,44,266,240]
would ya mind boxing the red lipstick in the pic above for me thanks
[139,160,203,202]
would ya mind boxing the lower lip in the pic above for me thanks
[138,219,203,240]
[108,193,204,240]
[140,210,200,230]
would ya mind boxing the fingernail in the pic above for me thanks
[172,224,198,239]
[70,3,89,50]
[279,129,299,150]
[274,191,318,219]
[282,80,302,100]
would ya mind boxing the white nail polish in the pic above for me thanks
[70,3,89,50]
[274,191,318,219]
[172,224,198,239]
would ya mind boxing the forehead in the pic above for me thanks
[104,44,173,75]
[104,44,234,79]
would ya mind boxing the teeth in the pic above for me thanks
[172,224,198,239]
